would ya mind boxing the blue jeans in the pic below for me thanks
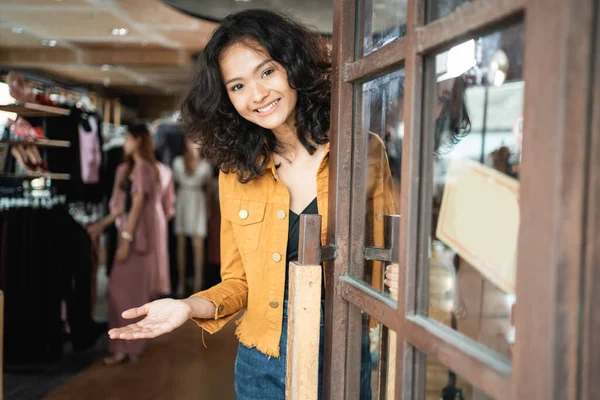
[234,301,372,400]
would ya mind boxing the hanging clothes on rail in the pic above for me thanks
[0,200,102,364]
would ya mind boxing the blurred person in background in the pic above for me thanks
[87,123,167,365]
[172,137,213,297]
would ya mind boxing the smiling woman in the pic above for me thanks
[180,10,331,183]
[107,9,396,400]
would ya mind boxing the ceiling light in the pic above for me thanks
[41,39,58,47]
[234,0,252,2]
[11,27,24,34]
[111,28,129,36]
[137,78,148,85]
[103,78,111,87]
[101,64,113,72]
[141,40,149,47]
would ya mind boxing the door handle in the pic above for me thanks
[363,214,401,263]
[297,214,337,265]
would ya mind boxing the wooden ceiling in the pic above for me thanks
[0,0,218,95]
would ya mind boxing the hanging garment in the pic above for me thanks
[0,204,99,364]
[78,114,101,184]
[172,156,212,238]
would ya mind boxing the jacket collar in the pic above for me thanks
[265,141,331,173]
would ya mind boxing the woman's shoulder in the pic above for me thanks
[134,160,157,176]
[367,132,388,164]
[115,162,128,175]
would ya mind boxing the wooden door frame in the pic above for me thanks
[581,3,600,398]
[323,0,598,398]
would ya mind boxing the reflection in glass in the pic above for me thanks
[424,353,496,399]
[427,0,475,22]
[361,312,397,399]
[352,69,403,298]
[426,24,524,361]
[357,0,407,57]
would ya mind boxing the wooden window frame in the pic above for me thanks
[323,0,598,398]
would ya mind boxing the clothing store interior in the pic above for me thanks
[0,0,535,399]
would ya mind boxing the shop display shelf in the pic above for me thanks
[0,172,71,180]
[0,138,71,148]
[0,103,71,117]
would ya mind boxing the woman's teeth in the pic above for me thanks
[257,99,279,113]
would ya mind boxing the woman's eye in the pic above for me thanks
[262,68,275,78]
[231,84,243,92]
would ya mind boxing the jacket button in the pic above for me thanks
[239,210,249,220]
[217,305,224,314]
[276,210,286,219]
[269,301,279,308]
[272,252,282,262]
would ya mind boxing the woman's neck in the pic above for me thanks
[272,120,304,158]
[133,153,143,164]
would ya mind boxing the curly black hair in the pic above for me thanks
[434,75,472,156]
[180,9,331,183]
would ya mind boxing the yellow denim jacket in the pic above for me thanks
[191,133,396,357]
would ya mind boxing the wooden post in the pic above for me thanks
[286,215,323,400]
[113,99,121,128]
[103,99,111,125]
[88,92,98,109]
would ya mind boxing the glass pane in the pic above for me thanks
[425,24,524,361]
[351,69,403,299]
[424,353,496,399]
[354,306,397,399]
[427,0,475,22]
[356,0,407,58]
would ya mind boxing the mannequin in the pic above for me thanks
[172,138,212,297]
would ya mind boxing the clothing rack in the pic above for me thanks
[0,172,71,180]
[0,194,67,210]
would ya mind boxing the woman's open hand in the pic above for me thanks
[108,298,193,340]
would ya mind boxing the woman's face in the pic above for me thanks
[219,41,298,131]
[123,133,139,156]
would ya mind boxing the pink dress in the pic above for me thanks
[107,161,162,357]
[155,162,175,296]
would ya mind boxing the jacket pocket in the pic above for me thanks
[222,197,266,255]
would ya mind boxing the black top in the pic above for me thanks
[284,197,321,298]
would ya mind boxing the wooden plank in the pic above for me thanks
[0,172,71,180]
[345,38,407,83]
[395,0,425,396]
[512,0,596,398]
[0,103,71,117]
[414,0,525,54]
[323,0,357,397]
[580,2,600,398]
[285,262,323,400]
[0,139,71,148]
[0,48,191,67]
[44,321,237,400]
[404,315,511,399]
[298,215,323,265]
[339,276,399,330]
